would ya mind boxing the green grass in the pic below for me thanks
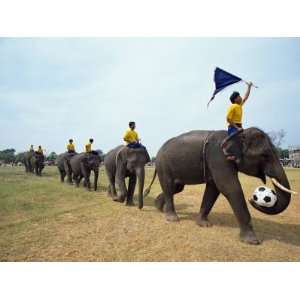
[0,166,300,261]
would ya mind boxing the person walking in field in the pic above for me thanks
[67,139,76,153]
[222,82,253,161]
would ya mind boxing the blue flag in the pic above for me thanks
[208,67,242,106]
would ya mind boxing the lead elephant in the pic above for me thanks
[70,152,101,191]
[30,152,45,176]
[56,152,78,183]
[104,146,150,208]
[144,128,296,245]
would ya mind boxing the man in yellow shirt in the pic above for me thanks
[67,139,75,153]
[85,138,94,153]
[123,121,145,149]
[36,145,44,155]
[222,82,253,161]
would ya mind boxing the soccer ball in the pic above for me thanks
[252,186,277,208]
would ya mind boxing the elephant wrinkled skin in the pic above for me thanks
[104,145,150,209]
[70,152,101,191]
[145,128,292,245]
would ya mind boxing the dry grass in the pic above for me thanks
[0,166,299,261]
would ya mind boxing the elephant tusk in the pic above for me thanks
[271,178,298,195]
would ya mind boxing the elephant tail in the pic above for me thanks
[143,168,157,198]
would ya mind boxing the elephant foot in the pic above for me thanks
[155,195,165,212]
[113,197,125,203]
[165,212,179,222]
[240,230,261,245]
[196,215,212,227]
[126,201,135,207]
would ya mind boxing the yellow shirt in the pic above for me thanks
[67,143,75,151]
[123,129,139,143]
[85,143,92,153]
[37,148,43,154]
[227,103,243,124]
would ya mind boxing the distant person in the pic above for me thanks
[221,82,253,161]
[85,138,94,153]
[36,145,44,155]
[29,145,34,152]
[67,139,76,153]
[123,121,145,149]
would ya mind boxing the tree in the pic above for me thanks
[0,149,16,163]
[268,129,287,158]
[15,152,26,163]
[95,149,105,161]
[47,152,58,161]
[268,129,286,148]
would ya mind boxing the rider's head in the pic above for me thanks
[129,121,136,130]
[230,91,242,104]
[69,139,73,143]
[89,138,94,144]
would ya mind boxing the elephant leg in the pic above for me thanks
[80,163,91,190]
[160,175,180,222]
[107,185,112,196]
[74,175,83,187]
[60,169,66,182]
[126,174,137,206]
[64,160,72,184]
[107,174,118,200]
[154,193,165,211]
[116,177,127,203]
[196,181,220,227]
[216,179,260,245]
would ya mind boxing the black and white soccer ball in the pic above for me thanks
[252,186,277,208]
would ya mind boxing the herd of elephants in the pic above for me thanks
[22,127,296,245]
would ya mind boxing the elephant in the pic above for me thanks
[104,145,150,208]
[30,152,45,176]
[56,152,78,183]
[144,127,296,245]
[24,151,34,173]
[69,152,101,191]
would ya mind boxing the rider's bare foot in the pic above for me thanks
[227,155,236,161]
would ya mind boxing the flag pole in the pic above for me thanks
[242,80,258,88]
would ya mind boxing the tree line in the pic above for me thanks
[0,149,105,164]
[0,130,290,164]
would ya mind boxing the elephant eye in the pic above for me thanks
[262,153,270,161]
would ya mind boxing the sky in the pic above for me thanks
[0,37,299,157]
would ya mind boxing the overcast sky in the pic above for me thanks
[0,38,299,156]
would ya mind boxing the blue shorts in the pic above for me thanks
[228,124,242,136]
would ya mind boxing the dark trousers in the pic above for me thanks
[127,143,146,149]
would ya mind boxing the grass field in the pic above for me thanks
[0,166,299,261]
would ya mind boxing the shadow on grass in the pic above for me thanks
[142,195,193,211]
[177,210,300,247]
[142,194,300,247]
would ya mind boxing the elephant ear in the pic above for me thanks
[81,154,90,168]
[243,130,268,157]
[115,147,128,169]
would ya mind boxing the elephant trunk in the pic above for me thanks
[94,168,99,191]
[136,167,145,209]
[249,158,292,215]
